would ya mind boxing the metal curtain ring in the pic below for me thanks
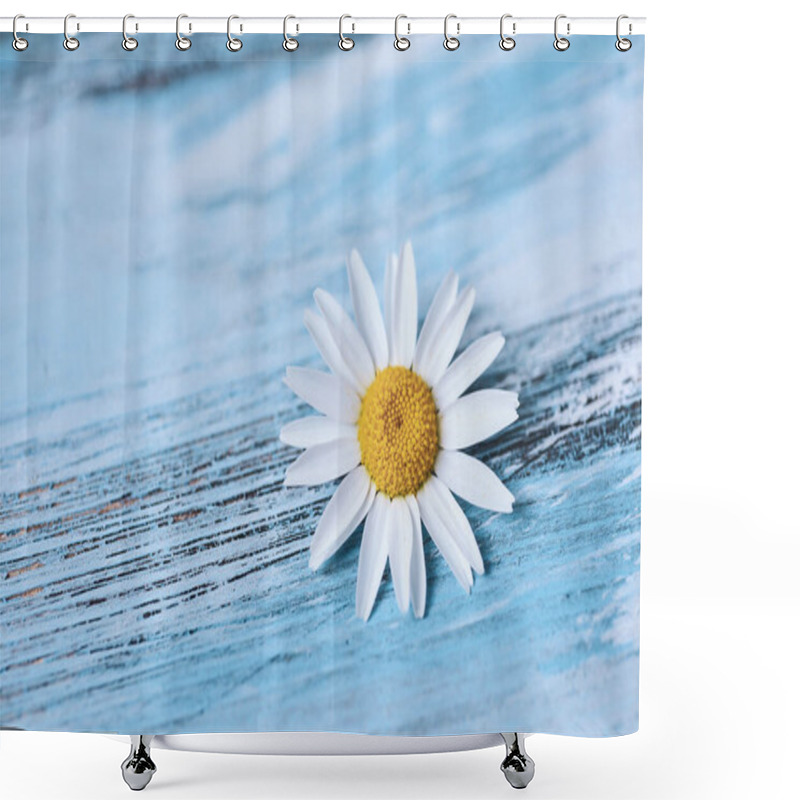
[616,14,632,51]
[12,14,29,51]
[394,15,410,50]
[227,15,243,51]
[63,13,80,51]
[339,14,355,50]
[553,14,570,51]
[443,14,460,51]
[175,14,191,50]
[499,14,516,51]
[122,14,138,51]
[283,15,299,51]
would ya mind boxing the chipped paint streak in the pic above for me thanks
[5,561,44,579]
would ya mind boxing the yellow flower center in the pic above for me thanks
[358,366,439,498]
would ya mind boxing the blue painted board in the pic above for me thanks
[0,34,642,736]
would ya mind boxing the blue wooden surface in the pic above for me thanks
[0,34,643,735]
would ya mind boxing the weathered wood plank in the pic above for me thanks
[1,34,642,735]
[2,290,640,733]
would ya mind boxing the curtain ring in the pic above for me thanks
[499,14,515,51]
[12,14,29,51]
[394,15,410,51]
[175,14,192,50]
[63,13,80,51]
[283,15,299,51]
[443,14,460,51]
[122,14,138,51]
[339,14,355,51]
[553,14,570,51]
[615,15,632,51]
[227,15,243,51]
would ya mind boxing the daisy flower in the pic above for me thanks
[281,242,518,620]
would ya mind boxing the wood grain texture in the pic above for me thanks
[1,34,643,735]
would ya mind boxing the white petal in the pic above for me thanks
[413,271,458,373]
[304,310,365,394]
[406,495,427,618]
[284,438,361,487]
[415,287,475,387]
[433,332,505,411]
[384,254,398,364]
[280,416,357,449]
[435,449,514,514]
[314,288,376,390]
[416,481,473,592]
[309,466,375,570]
[356,494,390,621]
[347,250,389,370]
[438,389,519,450]
[424,474,484,574]
[387,497,413,613]
[391,241,418,367]
[284,367,361,423]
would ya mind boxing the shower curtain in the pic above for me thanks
[0,32,643,737]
